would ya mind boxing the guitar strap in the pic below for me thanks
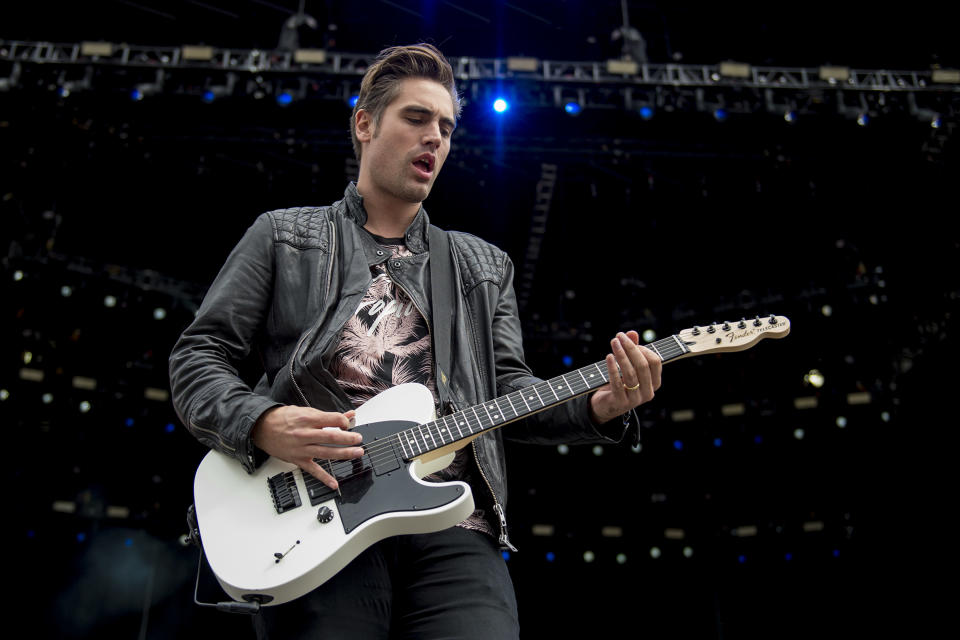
[427,224,455,414]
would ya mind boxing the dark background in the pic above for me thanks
[2,2,958,638]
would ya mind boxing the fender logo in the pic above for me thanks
[724,323,776,343]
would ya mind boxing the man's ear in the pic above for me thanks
[355,109,373,143]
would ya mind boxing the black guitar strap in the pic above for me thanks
[428,224,456,413]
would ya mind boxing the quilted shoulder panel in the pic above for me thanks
[267,207,331,250]
[448,230,506,291]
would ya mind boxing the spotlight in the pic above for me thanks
[79,401,91,413]
[804,369,825,388]
[492,98,510,113]
[104,295,117,308]
[562,355,573,367]
[130,88,144,101]
[153,307,167,320]
[642,329,656,342]
[276,91,294,106]
[836,416,847,428]
[639,106,654,120]
[857,113,869,126]
[616,553,628,565]
[793,428,805,440]
[931,115,942,129]
[713,437,723,447]
[672,440,684,451]
[563,101,581,115]
[557,444,569,455]
[784,109,797,123]
[60,285,73,297]
[592,445,604,456]
[202,90,216,103]
[713,108,728,122]
[650,547,662,559]
[583,550,595,563]
[13,270,24,281]
[348,94,359,108]
[546,551,556,562]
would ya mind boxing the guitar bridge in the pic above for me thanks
[267,471,302,514]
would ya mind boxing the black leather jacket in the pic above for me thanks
[169,184,632,548]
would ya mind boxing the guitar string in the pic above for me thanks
[297,325,776,490]
[301,338,688,488]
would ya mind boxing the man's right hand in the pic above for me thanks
[252,405,363,490]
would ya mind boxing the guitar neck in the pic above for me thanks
[395,333,691,461]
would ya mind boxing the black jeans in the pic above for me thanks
[253,527,520,639]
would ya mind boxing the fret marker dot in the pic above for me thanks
[494,414,499,419]
[557,385,563,389]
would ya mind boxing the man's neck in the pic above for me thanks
[355,184,420,238]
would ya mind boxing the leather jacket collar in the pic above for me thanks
[341,182,429,255]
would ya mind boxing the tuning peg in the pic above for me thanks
[722,322,731,331]
[692,326,701,336]
[738,318,747,329]
[753,316,762,327]
[707,324,716,334]
[769,315,777,325]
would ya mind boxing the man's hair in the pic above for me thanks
[350,43,461,161]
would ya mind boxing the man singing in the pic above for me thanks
[170,42,661,639]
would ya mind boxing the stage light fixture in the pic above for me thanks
[61,285,73,297]
[202,90,216,103]
[713,437,723,447]
[546,552,556,562]
[931,115,942,128]
[276,91,294,106]
[563,101,582,115]
[639,105,654,120]
[153,307,167,320]
[672,440,684,451]
[492,98,510,113]
[583,551,595,563]
[507,57,538,72]
[348,94,359,108]
[42,393,54,404]
[642,329,656,342]
[79,401,91,413]
[22,351,33,365]
[616,553,628,565]
[793,428,805,440]
[784,109,797,123]
[0,389,9,401]
[562,355,573,367]
[104,295,117,308]
[592,445,604,456]
[13,270,24,281]
[857,113,869,126]
[683,546,694,558]
[836,416,847,428]
[649,547,661,559]
[713,108,728,122]
[557,444,569,455]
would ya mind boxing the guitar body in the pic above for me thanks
[193,384,475,606]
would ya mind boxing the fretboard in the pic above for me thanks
[395,333,690,460]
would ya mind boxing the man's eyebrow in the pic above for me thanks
[400,104,457,130]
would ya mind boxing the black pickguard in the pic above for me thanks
[307,419,466,534]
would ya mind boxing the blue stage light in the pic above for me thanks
[501,551,511,561]
[737,554,747,564]
[564,101,581,115]
[714,108,728,122]
[202,90,216,103]
[125,418,135,427]
[713,437,723,447]
[166,423,176,433]
[639,106,654,120]
[277,91,294,106]
[562,355,573,367]
[673,440,684,451]
[349,94,359,108]
[492,98,509,113]
[546,551,556,562]
[130,89,143,101]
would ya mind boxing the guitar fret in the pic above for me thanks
[416,425,429,451]
[576,368,590,390]
[470,407,482,432]
[426,422,438,449]
[531,386,545,407]
[453,413,466,438]
[398,433,412,459]
[517,390,532,412]
[545,380,560,401]
[405,429,422,455]
[505,393,519,417]
[437,416,451,443]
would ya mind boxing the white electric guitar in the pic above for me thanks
[193,316,790,606]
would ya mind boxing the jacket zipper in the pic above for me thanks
[472,439,517,552]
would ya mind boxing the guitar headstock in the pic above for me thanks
[676,315,790,357]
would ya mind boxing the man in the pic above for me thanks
[169,43,661,639]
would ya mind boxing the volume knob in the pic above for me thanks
[317,506,335,524]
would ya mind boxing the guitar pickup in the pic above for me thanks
[267,471,302,514]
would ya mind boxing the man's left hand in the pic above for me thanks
[588,331,662,424]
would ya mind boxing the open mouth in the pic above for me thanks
[413,154,435,174]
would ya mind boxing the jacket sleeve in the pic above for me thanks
[490,255,639,446]
[168,213,282,472]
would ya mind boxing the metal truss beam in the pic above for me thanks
[3,39,958,94]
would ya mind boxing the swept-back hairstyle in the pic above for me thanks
[350,43,461,161]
